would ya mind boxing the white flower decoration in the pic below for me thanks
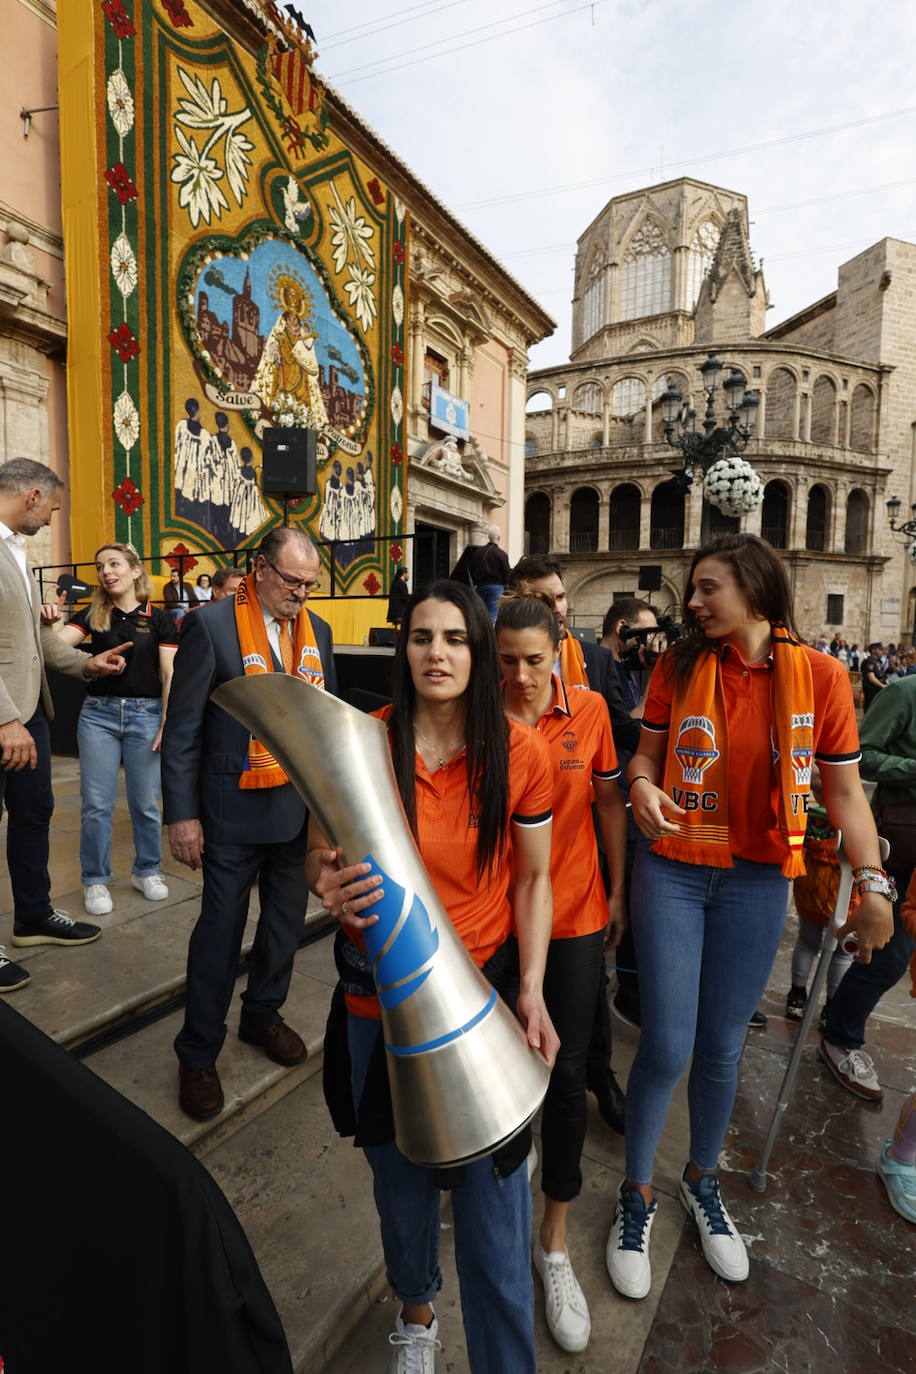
[703,456,763,517]
[392,283,404,327]
[328,183,375,275]
[390,385,403,427]
[113,389,140,451]
[343,265,377,332]
[390,486,403,523]
[171,125,229,228]
[107,69,135,138]
[110,233,138,299]
[395,197,406,225]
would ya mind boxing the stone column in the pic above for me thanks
[409,302,426,427]
[597,486,610,552]
[684,480,704,547]
[505,351,528,562]
[638,488,652,551]
[552,484,570,552]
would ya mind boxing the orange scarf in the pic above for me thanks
[234,573,325,789]
[559,633,589,687]
[654,629,814,879]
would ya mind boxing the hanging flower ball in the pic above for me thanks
[703,456,763,517]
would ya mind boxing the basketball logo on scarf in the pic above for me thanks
[790,713,814,785]
[242,652,269,672]
[674,716,719,785]
[297,641,326,689]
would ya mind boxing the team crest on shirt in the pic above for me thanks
[673,715,719,785]
[790,713,814,785]
[561,730,577,753]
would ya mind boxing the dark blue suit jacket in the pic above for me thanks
[161,596,337,845]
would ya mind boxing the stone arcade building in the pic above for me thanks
[524,177,916,645]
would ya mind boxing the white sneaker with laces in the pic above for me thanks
[84,884,113,916]
[679,1171,749,1282]
[132,873,169,902]
[533,1241,591,1351]
[606,1181,656,1299]
[819,1037,883,1100]
[388,1310,440,1373]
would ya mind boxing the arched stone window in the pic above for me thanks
[845,488,870,554]
[850,384,875,453]
[525,492,551,555]
[581,253,606,344]
[524,436,537,460]
[612,376,647,416]
[761,480,790,549]
[570,487,599,553]
[526,390,553,413]
[765,367,798,440]
[686,220,720,309]
[650,478,685,550]
[620,220,672,321]
[806,484,830,552]
[609,483,641,551]
[810,376,836,446]
[574,381,603,414]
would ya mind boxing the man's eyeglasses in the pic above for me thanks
[264,557,321,594]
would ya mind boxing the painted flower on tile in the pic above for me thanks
[160,0,193,25]
[390,385,403,426]
[395,197,406,224]
[108,322,140,362]
[328,182,375,275]
[110,233,138,298]
[392,283,404,327]
[389,542,403,563]
[105,162,139,204]
[112,476,144,517]
[390,486,403,523]
[172,68,254,220]
[362,572,381,596]
[390,442,403,466]
[366,178,385,206]
[392,240,405,266]
[165,543,198,572]
[391,342,403,368]
[113,389,140,450]
[102,0,135,40]
[171,127,229,227]
[107,69,135,138]
[343,265,377,333]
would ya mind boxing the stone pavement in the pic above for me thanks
[1,758,913,1372]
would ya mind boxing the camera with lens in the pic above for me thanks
[618,612,685,671]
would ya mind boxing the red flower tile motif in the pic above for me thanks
[160,0,193,24]
[363,573,381,596]
[390,442,403,466]
[367,178,385,206]
[392,240,405,265]
[391,342,403,368]
[164,543,198,572]
[107,322,140,362]
[112,477,144,517]
[105,162,139,204]
[388,542,403,563]
[102,0,136,39]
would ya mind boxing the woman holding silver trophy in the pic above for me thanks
[307,581,559,1374]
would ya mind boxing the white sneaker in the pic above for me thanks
[679,1171,749,1282]
[132,873,169,901]
[606,1181,656,1299]
[84,884,113,916]
[388,1310,440,1373]
[533,1241,591,1352]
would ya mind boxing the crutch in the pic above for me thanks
[748,831,890,1193]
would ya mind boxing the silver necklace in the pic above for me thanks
[415,724,464,769]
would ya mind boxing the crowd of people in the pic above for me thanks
[0,455,913,1374]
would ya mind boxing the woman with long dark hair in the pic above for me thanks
[496,588,626,1354]
[306,580,558,1374]
[606,534,894,1299]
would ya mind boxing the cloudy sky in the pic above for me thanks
[315,0,916,371]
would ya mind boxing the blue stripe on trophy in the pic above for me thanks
[385,987,499,1057]
[361,855,439,1009]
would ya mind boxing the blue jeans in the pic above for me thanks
[348,1014,536,1374]
[475,584,504,623]
[77,695,163,886]
[824,864,915,1050]
[625,842,788,1183]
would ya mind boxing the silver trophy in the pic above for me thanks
[212,675,550,1168]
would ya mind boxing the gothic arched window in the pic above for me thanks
[620,221,671,321]
[686,221,720,308]
[582,254,606,343]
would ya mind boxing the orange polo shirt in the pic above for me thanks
[528,677,620,939]
[642,644,860,865]
[345,710,553,1018]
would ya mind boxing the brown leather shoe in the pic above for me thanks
[238,1017,306,1066]
[178,1063,224,1121]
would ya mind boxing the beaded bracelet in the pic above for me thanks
[852,864,889,880]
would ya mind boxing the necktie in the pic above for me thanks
[277,617,294,674]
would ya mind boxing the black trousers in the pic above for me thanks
[0,703,53,926]
[541,928,606,1203]
[174,824,309,1069]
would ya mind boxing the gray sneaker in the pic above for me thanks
[819,1037,883,1101]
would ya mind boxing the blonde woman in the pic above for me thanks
[55,544,178,915]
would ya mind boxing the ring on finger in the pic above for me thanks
[341,900,350,915]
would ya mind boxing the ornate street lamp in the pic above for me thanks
[661,353,760,489]
[886,495,916,549]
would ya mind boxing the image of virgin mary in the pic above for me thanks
[251,272,330,432]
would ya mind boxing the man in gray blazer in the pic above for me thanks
[0,458,132,993]
[162,527,337,1120]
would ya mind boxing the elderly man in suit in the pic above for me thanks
[162,527,337,1120]
[0,458,132,994]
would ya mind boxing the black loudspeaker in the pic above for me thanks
[368,626,396,648]
[261,427,317,496]
[638,564,663,592]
